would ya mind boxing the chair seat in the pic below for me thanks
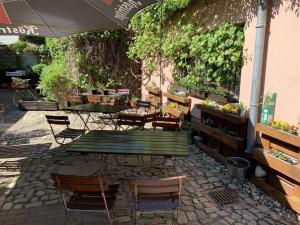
[68,184,119,210]
[130,193,179,212]
[55,128,85,139]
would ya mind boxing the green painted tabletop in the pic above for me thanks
[66,130,189,157]
[64,103,129,113]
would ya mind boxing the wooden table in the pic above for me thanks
[64,104,129,131]
[66,130,189,157]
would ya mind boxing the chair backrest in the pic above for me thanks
[152,116,180,130]
[128,176,187,195]
[88,95,102,104]
[102,96,115,105]
[45,115,70,126]
[137,100,151,109]
[106,89,116,94]
[144,112,161,123]
[67,95,82,105]
[51,174,109,192]
[117,114,145,127]
[117,89,130,95]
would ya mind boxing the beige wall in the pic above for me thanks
[240,0,300,125]
[142,0,300,124]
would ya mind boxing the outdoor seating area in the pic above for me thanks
[1,0,300,224]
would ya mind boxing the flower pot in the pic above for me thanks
[104,90,109,95]
[130,102,137,108]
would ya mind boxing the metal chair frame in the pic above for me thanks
[51,174,116,225]
[45,115,85,145]
[128,176,187,225]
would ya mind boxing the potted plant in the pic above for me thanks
[130,96,139,108]
[268,121,298,136]
[201,99,219,109]
[268,150,298,165]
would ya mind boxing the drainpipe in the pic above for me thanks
[246,0,268,154]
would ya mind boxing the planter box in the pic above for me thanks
[164,92,191,104]
[195,141,226,164]
[146,86,161,95]
[253,148,300,183]
[252,176,300,214]
[163,105,184,119]
[197,104,248,125]
[196,122,243,150]
[18,101,58,111]
[256,123,300,148]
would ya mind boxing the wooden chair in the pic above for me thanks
[117,89,130,95]
[45,115,85,145]
[51,174,119,225]
[87,95,102,104]
[116,114,145,130]
[128,176,187,225]
[67,95,82,105]
[152,116,180,131]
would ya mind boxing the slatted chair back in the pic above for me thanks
[88,95,102,104]
[144,112,161,123]
[117,89,130,95]
[51,174,114,224]
[46,115,70,126]
[106,89,116,94]
[51,174,109,192]
[67,95,82,105]
[128,176,187,224]
[128,176,187,195]
[152,116,180,131]
[45,115,85,145]
[117,114,145,129]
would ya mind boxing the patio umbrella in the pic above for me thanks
[0,0,158,37]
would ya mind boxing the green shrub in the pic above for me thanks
[32,63,46,75]
[40,62,75,106]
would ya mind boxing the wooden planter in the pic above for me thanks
[253,123,300,214]
[146,86,161,110]
[163,105,185,119]
[195,104,248,164]
[163,92,191,121]
[164,92,191,104]
[18,101,58,111]
[189,90,206,99]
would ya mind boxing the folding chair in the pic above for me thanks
[51,174,119,225]
[152,116,180,131]
[67,95,83,105]
[45,115,85,145]
[128,176,187,225]
[87,95,102,104]
[116,114,145,131]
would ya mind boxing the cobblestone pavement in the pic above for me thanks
[0,142,299,225]
[0,109,299,224]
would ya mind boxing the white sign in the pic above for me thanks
[5,70,26,77]
[0,25,39,36]
[114,0,142,21]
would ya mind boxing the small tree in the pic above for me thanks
[40,62,75,106]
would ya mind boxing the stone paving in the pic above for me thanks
[0,109,299,224]
[0,142,299,225]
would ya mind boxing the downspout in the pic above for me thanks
[246,0,268,154]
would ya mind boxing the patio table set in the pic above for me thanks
[45,92,190,225]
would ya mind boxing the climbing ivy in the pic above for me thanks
[128,0,245,94]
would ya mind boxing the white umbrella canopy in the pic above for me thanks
[0,0,158,37]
